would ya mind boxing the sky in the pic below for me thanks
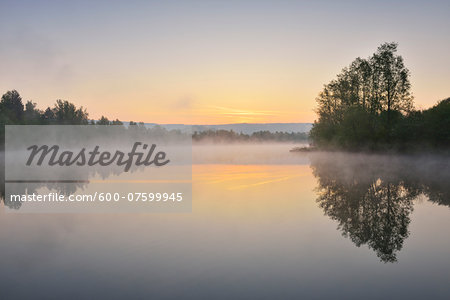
[1,0,449,124]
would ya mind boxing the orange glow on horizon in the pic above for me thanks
[86,103,316,125]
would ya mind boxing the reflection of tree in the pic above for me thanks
[0,150,143,210]
[0,148,86,210]
[310,153,449,263]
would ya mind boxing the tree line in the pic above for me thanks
[310,42,449,151]
[0,90,309,143]
[193,129,308,143]
[0,90,125,125]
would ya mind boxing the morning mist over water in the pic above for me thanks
[1,144,450,298]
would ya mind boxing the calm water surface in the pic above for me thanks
[1,145,449,299]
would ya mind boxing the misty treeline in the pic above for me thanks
[0,90,187,148]
[310,42,449,151]
[193,129,308,143]
[0,90,308,143]
[0,90,167,131]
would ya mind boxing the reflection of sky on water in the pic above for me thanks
[1,148,450,299]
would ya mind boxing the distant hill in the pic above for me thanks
[141,123,313,134]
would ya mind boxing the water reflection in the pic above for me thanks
[1,144,303,211]
[1,148,450,298]
[310,152,450,262]
[0,151,117,210]
[0,152,160,211]
[2,147,449,261]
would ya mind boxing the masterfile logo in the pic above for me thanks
[4,125,192,213]
[25,142,170,171]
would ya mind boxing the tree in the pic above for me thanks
[310,42,414,149]
[24,101,42,123]
[371,43,413,130]
[0,90,24,122]
[97,116,111,125]
[421,97,450,147]
[53,99,89,124]
[43,107,55,121]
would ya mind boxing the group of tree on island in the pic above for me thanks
[310,42,449,151]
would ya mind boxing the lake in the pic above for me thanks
[1,145,449,299]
